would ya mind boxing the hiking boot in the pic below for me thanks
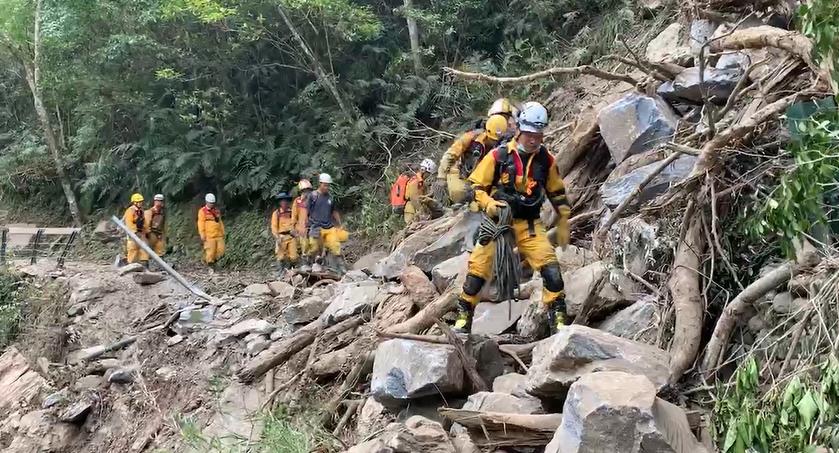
[547,303,568,336]
[453,299,474,334]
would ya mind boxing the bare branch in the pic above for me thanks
[443,65,638,86]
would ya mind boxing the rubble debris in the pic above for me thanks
[597,93,680,163]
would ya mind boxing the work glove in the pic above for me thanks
[556,214,570,249]
[485,200,508,219]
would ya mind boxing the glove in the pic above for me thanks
[485,200,508,219]
[556,215,570,249]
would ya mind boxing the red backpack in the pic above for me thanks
[390,173,411,208]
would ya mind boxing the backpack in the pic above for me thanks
[390,173,411,208]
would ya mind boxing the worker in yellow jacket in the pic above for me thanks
[291,179,313,270]
[144,194,166,258]
[404,158,442,225]
[123,193,149,266]
[433,114,509,206]
[453,102,572,336]
[197,193,225,269]
[271,192,298,270]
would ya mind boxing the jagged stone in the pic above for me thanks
[67,303,85,317]
[412,212,482,273]
[431,253,468,294]
[283,296,327,325]
[598,93,680,163]
[462,391,544,414]
[5,410,78,452]
[526,325,671,397]
[492,373,529,397]
[689,19,717,56]
[556,245,598,273]
[353,251,389,272]
[373,214,462,279]
[371,339,463,406]
[600,155,696,208]
[241,283,272,297]
[117,262,145,276]
[357,398,390,440]
[342,270,370,283]
[348,416,456,453]
[658,67,742,105]
[246,336,271,356]
[69,278,115,304]
[596,298,658,344]
[268,281,295,299]
[564,261,608,317]
[320,280,380,325]
[645,23,691,65]
[546,371,706,453]
[466,336,505,389]
[172,306,217,335]
[42,389,69,409]
[608,216,660,276]
[217,319,275,342]
[73,375,104,391]
[132,272,166,285]
[106,367,136,384]
[472,300,528,335]
[59,400,92,424]
[155,366,177,381]
[518,281,547,339]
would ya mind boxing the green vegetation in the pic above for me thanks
[0,270,22,348]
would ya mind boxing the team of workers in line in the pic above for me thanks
[122,97,570,335]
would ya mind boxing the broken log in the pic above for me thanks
[321,352,375,426]
[439,408,562,446]
[68,335,138,363]
[387,287,460,334]
[667,214,705,384]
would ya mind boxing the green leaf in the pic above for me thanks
[797,390,819,429]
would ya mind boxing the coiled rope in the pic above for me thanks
[477,205,519,302]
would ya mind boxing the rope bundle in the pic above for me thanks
[477,205,519,302]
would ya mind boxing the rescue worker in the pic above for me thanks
[197,193,225,270]
[453,102,572,336]
[307,173,347,274]
[144,194,166,259]
[123,193,149,266]
[291,179,313,270]
[486,98,519,133]
[404,158,441,225]
[433,114,509,205]
[271,192,298,270]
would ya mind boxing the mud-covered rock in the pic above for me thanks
[645,23,691,65]
[268,281,295,299]
[689,19,717,56]
[172,306,217,335]
[526,325,671,397]
[353,251,388,272]
[0,347,47,413]
[373,214,462,279]
[217,318,274,342]
[492,373,530,397]
[658,67,742,105]
[600,155,696,208]
[242,283,272,297]
[598,93,680,163]
[371,339,463,406]
[283,296,327,325]
[412,212,482,273]
[564,261,608,317]
[132,272,166,285]
[69,278,115,304]
[116,263,144,276]
[596,298,658,344]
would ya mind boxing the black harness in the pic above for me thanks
[460,129,489,179]
[490,144,550,220]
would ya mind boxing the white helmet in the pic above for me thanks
[420,158,437,174]
[518,102,549,133]
[487,98,514,117]
[319,173,333,184]
[154,194,164,201]
[205,193,216,203]
[298,179,313,191]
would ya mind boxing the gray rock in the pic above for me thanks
[167,335,184,346]
[472,300,528,335]
[320,280,380,325]
[596,298,658,344]
[771,292,795,314]
[564,262,608,317]
[645,23,691,65]
[69,278,115,304]
[267,281,295,299]
[59,400,92,424]
[598,93,680,163]
[217,318,275,342]
[373,214,462,279]
[155,366,177,381]
[747,315,766,333]
[658,67,742,105]
[689,19,717,56]
[282,296,327,325]
[556,245,598,273]
[132,272,166,285]
[526,325,671,397]
[341,270,369,283]
[353,251,389,272]
[467,336,505,389]
[431,253,468,294]
[172,306,216,335]
[412,212,482,273]
[106,367,136,384]
[73,375,104,391]
[492,373,530,397]
[371,339,463,406]
[241,283,272,297]
[117,262,145,276]
[600,155,697,208]
[607,216,660,276]
[356,398,390,440]
[462,391,544,414]
[349,416,456,453]
[246,336,271,356]
[546,371,706,453]
[67,303,86,317]
[93,219,121,242]
[42,389,69,409]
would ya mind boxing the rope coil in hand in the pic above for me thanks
[477,205,520,302]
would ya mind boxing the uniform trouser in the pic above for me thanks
[460,218,564,307]
[147,232,165,256]
[203,236,225,264]
[126,236,149,263]
[447,171,480,211]
[308,228,342,256]
[275,234,299,262]
[297,236,311,257]
[404,209,416,225]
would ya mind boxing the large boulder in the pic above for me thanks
[658,67,742,105]
[466,336,505,389]
[564,262,608,317]
[645,23,691,65]
[596,298,659,344]
[412,212,482,273]
[0,347,47,414]
[526,325,670,397]
[371,339,464,407]
[373,215,461,279]
[492,373,530,397]
[320,280,380,325]
[353,250,389,272]
[598,93,680,163]
[472,300,528,335]
[546,372,706,453]
[556,245,598,273]
[282,295,328,325]
[462,391,544,414]
[600,155,696,208]
[347,416,456,453]
[431,253,468,293]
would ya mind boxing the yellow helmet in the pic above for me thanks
[130,193,144,203]
[485,114,509,141]
[487,98,513,117]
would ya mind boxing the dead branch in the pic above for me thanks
[498,342,538,364]
[667,212,705,384]
[376,330,448,344]
[709,26,816,72]
[386,287,459,334]
[261,370,304,411]
[435,320,488,392]
[500,346,529,372]
[68,336,138,363]
[321,352,375,426]
[443,65,638,86]
[778,308,815,378]
[332,399,362,436]
[716,58,767,120]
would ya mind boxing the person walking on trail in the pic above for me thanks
[292,179,313,271]
[432,113,509,206]
[271,192,298,271]
[307,173,348,274]
[197,193,225,271]
[123,193,149,266]
[451,101,572,336]
[404,158,443,225]
[144,194,167,261]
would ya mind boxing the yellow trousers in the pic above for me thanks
[126,237,149,263]
[308,228,342,256]
[203,236,225,264]
[147,232,165,256]
[446,171,480,211]
[461,218,561,306]
[275,234,299,261]
[297,236,311,257]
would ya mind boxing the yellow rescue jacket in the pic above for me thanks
[123,206,146,235]
[403,173,426,216]
[438,130,498,180]
[271,207,294,236]
[291,195,309,236]
[197,205,225,240]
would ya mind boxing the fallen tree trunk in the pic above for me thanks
[439,408,562,446]
[387,287,460,334]
[443,65,638,86]
[237,316,363,383]
[667,214,705,384]
[709,26,816,72]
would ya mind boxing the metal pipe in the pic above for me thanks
[110,215,213,302]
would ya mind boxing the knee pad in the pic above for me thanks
[462,274,486,296]
[541,263,564,293]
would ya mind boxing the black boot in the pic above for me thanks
[453,299,474,334]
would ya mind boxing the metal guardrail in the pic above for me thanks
[0,226,82,268]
